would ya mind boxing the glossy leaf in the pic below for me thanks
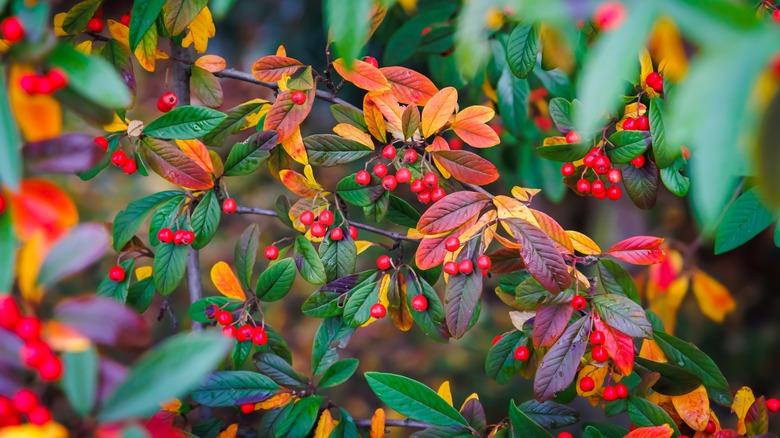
[634,357,702,396]
[532,303,574,348]
[276,395,323,437]
[263,88,315,142]
[343,276,381,327]
[485,330,527,384]
[62,0,102,33]
[294,236,327,285]
[506,23,539,79]
[548,98,574,134]
[432,150,499,185]
[509,399,553,438]
[318,358,358,388]
[253,352,309,389]
[319,231,357,282]
[592,294,652,339]
[153,241,188,296]
[304,134,373,167]
[496,68,530,138]
[517,400,579,429]
[607,236,665,265]
[333,58,390,92]
[451,106,500,148]
[256,258,297,301]
[112,191,181,251]
[143,105,226,139]
[405,271,448,343]
[162,0,208,35]
[417,192,490,234]
[224,130,277,176]
[191,190,220,249]
[606,131,651,164]
[191,371,280,407]
[593,317,636,376]
[191,65,223,109]
[336,173,385,207]
[626,397,680,435]
[129,0,165,50]
[96,259,135,302]
[311,316,355,375]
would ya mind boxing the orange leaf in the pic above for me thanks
[263,88,315,142]
[379,66,438,105]
[332,58,390,92]
[370,408,386,438]
[333,123,373,148]
[530,209,574,253]
[368,92,403,132]
[452,106,500,148]
[194,55,227,73]
[493,195,539,227]
[672,385,710,431]
[176,139,214,174]
[281,127,308,165]
[732,386,755,435]
[216,424,238,438]
[576,364,609,397]
[279,169,324,198]
[647,274,689,334]
[10,179,78,242]
[313,409,336,438]
[420,87,458,137]
[594,318,634,375]
[565,231,601,255]
[251,55,303,82]
[9,64,62,142]
[607,236,666,265]
[141,137,214,190]
[624,425,674,438]
[42,321,91,352]
[16,230,46,303]
[431,150,499,186]
[210,262,246,300]
[639,339,668,362]
[255,392,294,410]
[363,95,387,142]
[691,269,736,323]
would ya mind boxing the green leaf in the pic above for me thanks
[276,395,323,438]
[485,330,527,384]
[191,370,280,407]
[38,223,109,288]
[365,372,469,427]
[548,98,574,134]
[318,358,358,388]
[534,316,591,401]
[148,196,185,246]
[141,137,214,189]
[343,276,381,327]
[46,43,131,109]
[162,0,208,35]
[497,68,530,138]
[223,131,277,176]
[189,296,242,324]
[153,241,188,296]
[634,357,702,396]
[231,339,250,369]
[255,258,297,302]
[363,190,390,223]
[324,0,372,61]
[258,403,295,437]
[143,105,227,139]
[606,131,651,163]
[405,271,448,343]
[581,422,629,438]
[304,134,373,167]
[648,98,678,168]
[336,173,385,207]
[191,66,224,109]
[294,236,327,285]
[715,187,776,254]
[330,104,368,130]
[659,158,690,197]
[506,23,539,79]
[112,191,181,251]
[509,399,554,438]
[444,270,483,339]
[591,294,652,338]
[0,69,21,191]
[536,142,591,162]
[253,352,309,390]
[597,260,640,305]
[62,0,102,34]
[234,224,260,290]
[318,230,357,282]
[627,397,680,436]
[620,159,659,209]
[99,331,231,421]
[384,3,457,66]
[582,426,605,438]
[256,325,293,365]
[127,276,156,314]
[654,331,732,405]
[311,316,355,375]
[501,276,551,311]
[96,259,135,302]
[129,0,165,51]
[203,100,266,146]
[62,346,98,417]
[190,190,220,249]
[518,400,579,429]
[387,195,421,229]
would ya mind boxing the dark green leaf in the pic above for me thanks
[715,187,776,254]
[343,277,381,327]
[598,259,640,304]
[649,98,678,168]
[253,352,309,390]
[311,317,355,375]
[276,395,323,438]
[62,0,102,34]
[660,158,690,197]
[363,190,390,223]
[143,105,227,139]
[485,330,527,384]
[191,66,223,109]
[330,104,368,130]
[324,0,371,61]
[497,68,530,138]
[256,258,297,301]
[506,23,539,79]
[318,358,358,388]
[255,325,293,365]
[319,230,357,282]
[62,346,98,417]
[223,130,277,176]
[112,191,181,251]
[232,340,252,368]
[304,134,373,167]
[96,259,135,302]
[591,294,652,338]
[99,40,135,99]
[129,0,165,50]
[330,408,359,438]
[548,98,574,134]
[634,357,702,396]
[336,173,385,207]
[192,370,279,407]
[190,190,220,249]
[509,399,553,438]
[405,271,448,343]
[162,0,208,35]
[203,100,266,146]
[0,69,21,191]
[234,224,260,290]
[294,236,327,285]
[257,404,294,437]
[518,400,579,429]
[302,291,343,318]
[536,141,591,162]
[153,241,188,296]
[148,196,184,246]
[126,276,156,314]
[606,131,651,163]
[79,136,119,181]
[46,44,131,109]
[383,4,457,65]
[534,316,591,401]
[387,195,421,228]
[626,396,680,435]
[620,158,659,209]
[508,276,552,311]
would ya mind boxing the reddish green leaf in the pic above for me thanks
[504,218,572,294]
[262,88,315,142]
[23,133,103,174]
[141,137,214,190]
[532,303,573,348]
[606,236,665,265]
[417,191,490,234]
[591,294,653,339]
[432,150,499,185]
[620,159,659,210]
[445,270,483,339]
[191,66,223,109]
[534,315,591,401]
[746,396,769,436]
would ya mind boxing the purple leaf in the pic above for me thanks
[37,223,110,287]
[23,133,104,174]
[444,271,483,339]
[534,315,591,401]
[54,296,150,348]
[532,303,574,348]
[505,218,572,294]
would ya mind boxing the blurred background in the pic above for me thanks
[44,0,780,431]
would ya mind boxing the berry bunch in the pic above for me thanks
[157,92,178,113]
[297,208,354,241]
[157,227,196,246]
[19,70,68,95]
[207,304,268,345]
[354,145,445,204]
[441,237,493,277]
[560,132,624,201]
[0,296,63,382]
[0,389,52,427]
[110,149,138,174]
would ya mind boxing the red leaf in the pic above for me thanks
[534,315,591,401]
[415,218,479,269]
[432,150,499,186]
[10,179,78,242]
[624,425,674,438]
[262,88,315,142]
[251,55,303,82]
[607,236,666,265]
[379,66,439,105]
[487,248,525,274]
[417,191,490,235]
[532,303,574,348]
[141,137,214,190]
[593,317,635,375]
[504,218,572,294]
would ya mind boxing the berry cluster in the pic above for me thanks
[441,237,492,277]
[298,208,356,241]
[0,16,24,43]
[110,149,138,175]
[206,304,268,345]
[19,70,68,96]
[355,145,445,204]
[0,389,52,427]
[371,255,428,317]
[560,132,624,201]
[644,72,664,94]
[157,91,178,113]
[157,227,196,246]
[0,297,63,382]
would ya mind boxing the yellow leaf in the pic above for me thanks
[616,103,648,131]
[576,365,609,397]
[53,13,68,36]
[691,269,735,323]
[182,6,215,54]
[671,385,710,431]
[177,139,214,174]
[362,274,391,327]
[649,17,687,81]
[135,266,153,281]
[566,231,602,255]
[75,40,92,55]
[363,94,387,142]
[216,424,238,438]
[647,273,689,334]
[370,408,386,438]
[107,19,129,50]
[333,123,374,149]
[510,186,541,202]
[355,240,373,254]
[314,409,336,438]
[17,230,46,303]
[43,321,91,352]
[368,92,403,132]
[275,45,286,56]
[135,25,160,72]
[421,87,458,137]
[282,127,309,165]
[639,339,668,362]
[437,381,453,407]
[398,0,417,14]
[493,195,539,227]
[539,24,574,72]
[160,399,182,412]
[242,104,269,130]
[103,113,129,132]
[638,49,660,98]
[0,422,69,438]
[280,169,325,198]
[210,262,246,300]
[9,64,62,142]
[256,392,294,410]
[731,386,755,435]
[195,54,227,73]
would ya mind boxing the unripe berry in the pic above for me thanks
[236,325,254,342]
[622,117,637,131]
[411,295,428,312]
[403,149,418,164]
[122,159,137,175]
[222,198,237,213]
[217,310,233,326]
[0,296,22,331]
[330,227,344,241]
[12,389,38,414]
[373,163,388,178]
[445,236,460,252]
[592,345,608,362]
[382,175,397,191]
[594,155,610,174]
[561,163,575,177]
[109,265,125,282]
[423,172,438,189]
[576,179,591,194]
[222,326,236,338]
[311,223,327,238]
[240,403,254,414]
[349,225,358,240]
[431,187,446,202]
[319,210,335,226]
[264,245,279,260]
[300,210,315,226]
[602,386,618,401]
[458,260,473,275]
[476,255,492,270]
[607,168,621,184]
[87,18,103,32]
[630,155,645,168]
[572,295,587,310]
[767,398,779,413]
[396,167,412,184]
[579,376,595,392]
[291,90,306,105]
[381,145,396,159]
[27,406,51,425]
[616,383,629,399]
[370,303,387,318]
[443,261,459,275]
[111,150,128,167]
[362,56,379,68]
[590,330,605,345]
[94,136,109,151]
[636,115,649,131]
[376,255,392,270]
[410,179,424,193]
[606,185,622,200]
[565,130,580,143]
[38,355,63,381]
[252,327,268,345]
[1,17,25,43]
[513,345,530,361]
[355,170,371,186]
[417,190,432,204]
[204,304,218,320]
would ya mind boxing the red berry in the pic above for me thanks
[631,155,645,168]
[1,17,25,43]
[252,327,268,345]
[477,256,491,271]
[319,210,335,226]
[443,261,459,275]
[157,92,177,113]
[422,26,432,36]
[579,376,595,392]
[120,14,131,26]
[122,159,137,175]
[603,386,618,401]
[362,56,379,68]
[557,433,573,438]
[561,163,575,177]
[370,303,387,318]
[157,100,172,113]
[87,18,104,33]
[349,225,358,240]
[373,163,388,178]
[590,330,605,345]
[12,389,38,414]
[330,227,344,241]
[38,354,62,381]
[583,153,597,168]
[19,75,39,94]
[355,170,371,186]
[513,346,530,361]
[606,185,622,200]
[705,421,716,433]
[448,137,463,150]
[636,116,649,131]
[173,230,185,245]
[492,335,502,346]
[47,69,68,92]
[222,326,236,338]
[311,223,327,238]
[264,245,279,260]
[681,146,691,160]
[411,295,428,312]
[423,172,438,189]
[431,187,446,202]
[616,383,629,399]
[409,179,424,193]
[94,136,108,151]
[593,2,626,31]
[240,403,254,414]
[607,168,621,184]
[182,230,195,245]
[376,255,392,270]
[622,117,637,131]
[592,179,605,195]
[291,90,306,105]
[27,405,51,425]
[381,145,396,159]
[767,398,779,413]
[222,198,237,213]
[236,325,254,342]
[0,296,22,331]
[594,155,611,174]
[19,340,51,368]
[576,179,591,194]
[35,77,55,95]
[444,236,460,252]
[403,149,418,164]
[111,150,128,167]
[382,175,397,191]
[157,227,173,244]
[646,72,660,87]
[458,260,473,275]
[773,9,780,22]
[417,190,432,204]
[572,295,587,311]
[396,168,412,184]
[300,210,315,226]
[565,130,580,143]
[217,311,233,326]
[592,346,608,362]
[109,266,126,282]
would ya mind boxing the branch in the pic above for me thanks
[234,205,419,242]
[354,418,436,429]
